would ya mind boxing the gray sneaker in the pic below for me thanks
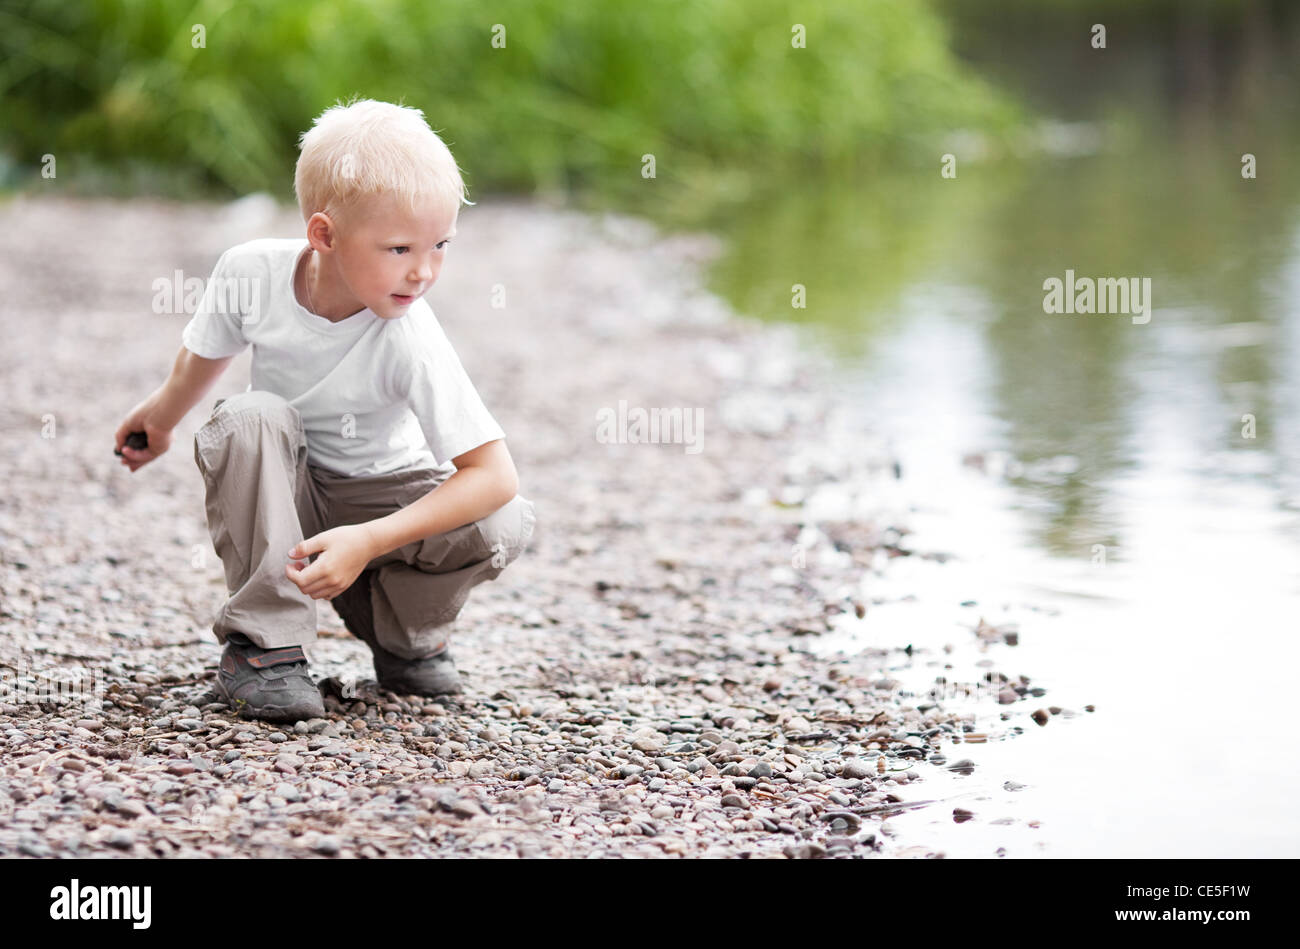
[331,570,463,696]
[216,633,325,723]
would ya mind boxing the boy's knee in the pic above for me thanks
[194,390,304,469]
[475,495,536,568]
[211,390,294,422]
[197,390,301,442]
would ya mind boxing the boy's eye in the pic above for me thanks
[390,242,449,254]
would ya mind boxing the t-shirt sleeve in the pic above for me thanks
[399,319,506,466]
[180,248,250,358]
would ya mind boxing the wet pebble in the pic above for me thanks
[840,759,874,779]
[823,810,861,833]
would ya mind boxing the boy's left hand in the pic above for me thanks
[285,525,377,600]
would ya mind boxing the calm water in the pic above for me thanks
[704,128,1300,857]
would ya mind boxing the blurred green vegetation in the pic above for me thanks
[0,0,1018,214]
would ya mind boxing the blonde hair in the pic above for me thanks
[294,98,470,229]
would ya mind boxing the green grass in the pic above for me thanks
[0,0,1017,209]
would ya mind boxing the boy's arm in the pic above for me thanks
[361,439,519,559]
[152,346,234,428]
[115,346,233,471]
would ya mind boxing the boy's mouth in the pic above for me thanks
[390,293,416,305]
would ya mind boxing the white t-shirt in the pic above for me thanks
[181,238,505,477]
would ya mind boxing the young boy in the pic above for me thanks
[113,99,536,724]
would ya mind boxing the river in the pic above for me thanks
[699,123,1300,857]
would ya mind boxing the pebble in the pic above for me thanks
[784,842,827,859]
[822,810,861,832]
[840,759,874,779]
[18,838,52,858]
[107,798,146,819]
[449,797,484,819]
[108,829,135,849]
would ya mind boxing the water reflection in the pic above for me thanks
[703,126,1299,556]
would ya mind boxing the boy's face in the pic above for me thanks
[318,194,458,320]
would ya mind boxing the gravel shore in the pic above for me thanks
[0,194,1044,858]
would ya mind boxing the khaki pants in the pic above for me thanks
[193,391,536,659]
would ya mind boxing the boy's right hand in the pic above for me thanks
[114,396,174,472]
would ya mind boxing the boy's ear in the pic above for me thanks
[306,211,336,252]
